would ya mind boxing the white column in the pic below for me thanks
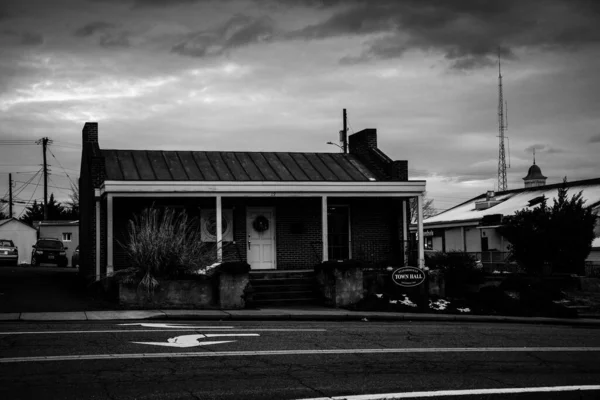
[216,195,222,262]
[402,199,408,265]
[95,199,101,281]
[107,194,114,276]
[322,196,328,262]
[417,194,424,269]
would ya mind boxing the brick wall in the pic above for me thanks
[275,198,322,270]
[347,197,404,265]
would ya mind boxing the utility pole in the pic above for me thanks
[42,137,48,220]
[341,109,348,153]
[8,173,13,218]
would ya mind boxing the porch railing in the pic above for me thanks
[465,251,519,274]
[312,239,417,268]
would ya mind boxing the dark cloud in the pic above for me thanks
[589,134,600,143]
[89,0,220,8]
[74,22,131,48]
[1,30,44,46]
[171,15,274,58]
[287,0,600,69]
[74,21,115,37]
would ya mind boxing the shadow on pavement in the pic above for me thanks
[0,266,118,312]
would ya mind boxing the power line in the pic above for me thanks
[17,172,43,219]
[11,168,42,199]
[47,145,76,187]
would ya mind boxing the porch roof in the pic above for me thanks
[101,149,380,182]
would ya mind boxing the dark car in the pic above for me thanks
[31,238,68,267]
[71,245,79,268]
[0,239,19,266]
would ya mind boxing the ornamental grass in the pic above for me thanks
[116,207,220,293]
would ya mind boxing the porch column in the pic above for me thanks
[417,194,424,269]
[107,194,114,275]
[461,226,466,252]
[216,195,222,262]
[322,195,328,262]
[95,199,101,281]
[402,199,408,266]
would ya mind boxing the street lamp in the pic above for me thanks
[326,142,344,152]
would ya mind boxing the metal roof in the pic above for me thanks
[101,150,379,182]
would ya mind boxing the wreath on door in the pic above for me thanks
[253,215,269,232]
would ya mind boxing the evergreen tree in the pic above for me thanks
[63,182,79,220]
[20,194,66,224]
[498,179,597,275]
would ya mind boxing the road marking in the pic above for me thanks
[0,328,326,335]
[297,385,600,399]
[2,346,600,363]
[119,323,230,329]
[133,333,260,348]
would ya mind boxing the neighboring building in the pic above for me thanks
[79,122,427,282]
[37,220,79,267]
[0,218,37,264]
[411,161,600,272]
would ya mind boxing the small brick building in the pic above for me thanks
[78,122,426,282]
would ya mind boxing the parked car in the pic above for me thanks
[31,238,68,267]
[71,245,79,268]
[0,239,19,266]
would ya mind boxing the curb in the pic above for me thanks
[1,310,600,326]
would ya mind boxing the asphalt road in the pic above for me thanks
[1,320,599,399]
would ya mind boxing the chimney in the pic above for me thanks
[82,122,98,144]
[349,128,377,155]
[486,190,495,201]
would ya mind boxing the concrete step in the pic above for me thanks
[254,290,317,301]
[252,298,322,307]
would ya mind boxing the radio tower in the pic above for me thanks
[497,52,508,192]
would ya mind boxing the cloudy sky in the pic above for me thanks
[1,0,600,218]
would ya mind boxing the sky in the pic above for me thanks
[1,0,600,219]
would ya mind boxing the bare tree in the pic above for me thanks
[409,193,436,223]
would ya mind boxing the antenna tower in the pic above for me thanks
[497,52,508,191]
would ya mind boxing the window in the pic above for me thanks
[327,205,350,260]
[62,232,72,242]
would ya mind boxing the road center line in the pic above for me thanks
[2,346,600,363]
[297,385,600,399]
[0,328,327,335]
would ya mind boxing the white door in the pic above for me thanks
[246,207,276,270]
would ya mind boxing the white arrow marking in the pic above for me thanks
[132,333,259,348]
[119,323,233,329]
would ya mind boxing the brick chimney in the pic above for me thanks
[348,128,408,181]
[349,128,377,154]
[82,122,98,144]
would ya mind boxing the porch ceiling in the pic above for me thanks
[99,180,426,197]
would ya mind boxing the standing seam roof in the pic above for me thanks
[100,150,380,182]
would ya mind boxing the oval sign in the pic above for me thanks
[392,267,426,287]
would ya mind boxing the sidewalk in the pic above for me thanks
[2,307,600,326]
[2,267,600,326]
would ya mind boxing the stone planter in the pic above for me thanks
[119,278,217,309]
[118,263,251,309]
[315,261,364,307]
[219,271,250,309]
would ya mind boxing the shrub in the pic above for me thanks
[426,251,484,297]
[115,207,220,293]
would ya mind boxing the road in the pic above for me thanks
[1,320,599,399]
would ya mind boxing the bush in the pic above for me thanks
[426,251,484,297]
[115,207,220,293]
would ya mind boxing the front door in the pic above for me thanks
[246,207,276,270]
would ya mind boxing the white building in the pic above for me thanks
[412,162,600,272]
[0,218,37,265]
